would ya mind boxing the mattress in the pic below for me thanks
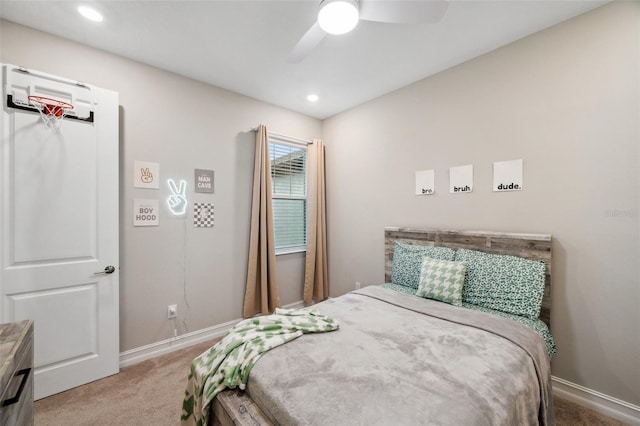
[244,285,553,426]
[379,282,557,357]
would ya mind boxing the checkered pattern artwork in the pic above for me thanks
[194,203,214,228]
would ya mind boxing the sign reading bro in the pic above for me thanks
[194,169,214,194]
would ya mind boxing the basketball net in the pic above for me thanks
[28,96,73,131]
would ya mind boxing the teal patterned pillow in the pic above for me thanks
[391,242,456,289]
[416,258,467,306]
[454,248,546,320]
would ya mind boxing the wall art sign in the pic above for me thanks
[415,170,435,195]
[194,169,214,194]
[493,159,523,192]
[449,164,473,193]
[133,199,159,226]
[194,203,214,227]
[134,160,160,189]
[167,179,188,215]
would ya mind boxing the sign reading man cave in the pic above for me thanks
[194,169,214,194]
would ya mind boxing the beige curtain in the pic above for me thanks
[243,125,281,317]
[304,139,329,304]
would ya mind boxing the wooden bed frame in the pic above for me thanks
[210,227,553,425]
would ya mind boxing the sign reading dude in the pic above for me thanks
[493,159,523,192]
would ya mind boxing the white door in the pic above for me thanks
[0,64,119,399]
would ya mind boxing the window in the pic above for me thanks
[270,139,307,254]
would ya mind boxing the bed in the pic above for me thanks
[198,227,555,426]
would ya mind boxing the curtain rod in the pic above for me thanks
[252,128,312,146]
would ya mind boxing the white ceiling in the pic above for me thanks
[0,0,608,119]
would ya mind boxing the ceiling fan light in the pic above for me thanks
[77,5,104,22]
[318,0,359,35]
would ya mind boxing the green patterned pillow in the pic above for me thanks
[454,248,546,320]
[391,242,456,289]
[416,258,467,306]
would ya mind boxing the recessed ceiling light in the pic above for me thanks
[307,94,319,102]
[78,5,104,22]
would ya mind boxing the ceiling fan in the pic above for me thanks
[289,0,449,63]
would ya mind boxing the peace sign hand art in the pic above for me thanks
[140,167,154,184]
[167,179,188,215]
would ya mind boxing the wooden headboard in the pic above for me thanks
[384,227,552,328]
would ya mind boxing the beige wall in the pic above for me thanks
[324,1,639,406]
[2,0,639,409]
[0,20,321,352]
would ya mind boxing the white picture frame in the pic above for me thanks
[133,199,159,226]
[134,160,160,189]
[493,159,523,192]
[415,169,435,195]
[449,164,473,194]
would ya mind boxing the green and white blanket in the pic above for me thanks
[180,308,339,426]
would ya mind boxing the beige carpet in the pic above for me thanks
[35,340,215,426]
[36,340,630,425]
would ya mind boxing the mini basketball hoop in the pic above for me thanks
[28,95,74,130]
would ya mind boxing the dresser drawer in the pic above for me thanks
[0,320,34,426]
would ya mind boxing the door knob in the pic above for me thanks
[94,265,116,275]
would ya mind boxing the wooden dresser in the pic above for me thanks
[0,320,34,425]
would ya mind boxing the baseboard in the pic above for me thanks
[119,300,306,368]
[552,376,640,425]
[281,299,305,310]
[119,318,238,368]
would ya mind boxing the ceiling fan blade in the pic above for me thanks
[288,22,327,63]
[359,0,449,24]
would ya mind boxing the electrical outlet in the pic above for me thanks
[167,304,177,319]
[355,281,361,290]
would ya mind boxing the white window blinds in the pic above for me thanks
[269,141,307,252]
